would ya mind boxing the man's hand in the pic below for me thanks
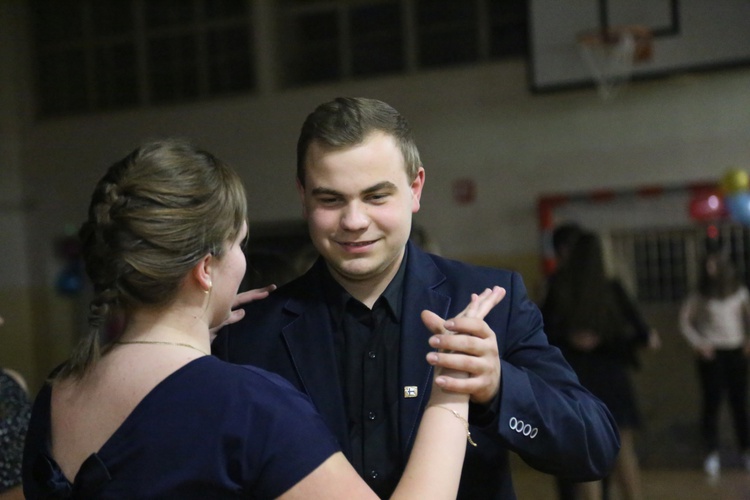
[422,286,506,405]
[210,284,277,341]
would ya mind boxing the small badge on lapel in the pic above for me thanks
[403,386,418,398]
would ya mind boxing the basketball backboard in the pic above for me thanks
[528,0,750,93]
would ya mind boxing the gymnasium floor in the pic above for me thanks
[508,303,750,499]
[512,457,750,500]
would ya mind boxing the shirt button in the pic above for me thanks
[368,351,376,359]
[368,411,377,420]
[370,470,379,479]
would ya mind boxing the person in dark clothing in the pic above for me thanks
[22,138,504,499]
[542,231,659,500]
[214,97,620,499]
[0,314,31,500]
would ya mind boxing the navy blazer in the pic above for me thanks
[213,242,620,499]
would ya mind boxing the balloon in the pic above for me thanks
[720,168,750,195]
[726,191,750,226]
[688,190,726,221]
[55,262,84,296]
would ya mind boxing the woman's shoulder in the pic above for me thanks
[199,357,314,410]
[718,285,750,305]
[204,356,295,386]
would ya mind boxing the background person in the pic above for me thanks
[1,315,31,500]
[541,231,659,500]
[679,248,750,477]
[538,222,583,500]
[213,97,620,499]
[21,138,503,499]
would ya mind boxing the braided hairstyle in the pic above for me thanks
[56,139,247,380]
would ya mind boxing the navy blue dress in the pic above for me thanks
[22,356,340,499]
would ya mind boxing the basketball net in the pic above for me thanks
[578,26,653,100]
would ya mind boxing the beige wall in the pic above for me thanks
[0,1,37,388]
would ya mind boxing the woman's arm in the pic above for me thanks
[679,295,715,359]
[278,287,505,500]
[740,287,750,355]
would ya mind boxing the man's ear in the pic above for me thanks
[192,253,213,293]
[411,167,425,213]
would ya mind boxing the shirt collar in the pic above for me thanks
[323,248,408,325]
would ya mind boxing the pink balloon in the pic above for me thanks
[688,190,727,221]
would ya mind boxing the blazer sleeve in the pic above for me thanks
[491,272,620,480]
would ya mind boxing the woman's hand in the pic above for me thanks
[210,285,277,341]
[421,287,506,404]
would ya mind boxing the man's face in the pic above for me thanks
[298,132,424,293]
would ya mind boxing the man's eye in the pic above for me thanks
[368,193,389,202]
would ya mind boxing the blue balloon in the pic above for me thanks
[55,261,84,296]
[726,192,750,226]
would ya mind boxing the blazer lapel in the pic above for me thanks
[280,282,352,458]
[399,243,450,453]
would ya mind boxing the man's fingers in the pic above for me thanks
[428,351,487,392]
[433,374,485,395]
[430,325,488,352]
[427,350,480,373]
[421,309,448,335]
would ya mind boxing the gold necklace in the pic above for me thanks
[114,340,209,356]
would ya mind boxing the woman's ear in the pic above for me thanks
[192,253,213,293]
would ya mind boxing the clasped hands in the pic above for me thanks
[421,286,506,405]
[212,283,506,406]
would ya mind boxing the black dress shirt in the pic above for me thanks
[323,258,407,498]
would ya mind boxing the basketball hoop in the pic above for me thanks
[577,25,653,100]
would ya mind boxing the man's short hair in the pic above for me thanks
[296,97,422,186]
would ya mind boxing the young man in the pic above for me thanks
[213,97,619,499]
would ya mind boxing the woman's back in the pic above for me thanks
[50,347,200,481]
[25,357,341,499]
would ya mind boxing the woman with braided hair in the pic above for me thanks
[21,138,504,499]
